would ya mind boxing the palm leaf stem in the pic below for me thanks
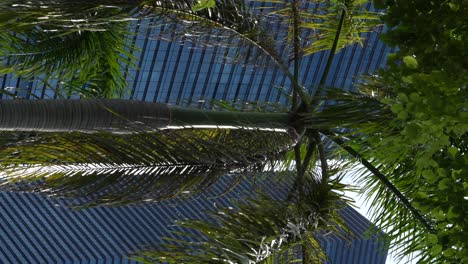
[299,132,317,178]
[313,8,346,99]
[290,0,304,178]
[289,131,316,201]
[318,8,346,88]
[291,0,301,110]
[313,130,328,183]
[321,130,436,233]
[294,143,302,175]
[142,4,311,108]
[295,6,346,114]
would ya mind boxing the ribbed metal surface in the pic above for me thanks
[0,175,387,264]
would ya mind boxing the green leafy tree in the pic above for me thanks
[342,0,467,262]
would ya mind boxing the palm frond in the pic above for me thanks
[0,2,136,98]
[300,0,381,56]
[350,160,432,262]
[138,0,283,66]
[324,131,439,262]
[0,128,294,206]
[296,88,392,130]
[134,168,352,264]
[256,0,381,57]
[0,0,285,98]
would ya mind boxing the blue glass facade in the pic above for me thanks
[0,4,393,106]
[0,175,388,263]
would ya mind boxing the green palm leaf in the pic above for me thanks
[303,88,392,129]
[0,128,295,206]
[134,168,352,264]
[338,140,435,262]
[300,0,381,56]
[0,0,279,98]
[0,1,138,98]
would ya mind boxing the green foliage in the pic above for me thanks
[0,0,264,98]
[345,0,468,262]
[303,1,382,56]
[192,0,216,11]
[380,0,467,76]
[258,0,381,56]
[303,88,392,129]
[134,170,351,264]
[0,1,137,98]
[0,128,294,206]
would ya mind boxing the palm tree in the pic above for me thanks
[0,0,436,262]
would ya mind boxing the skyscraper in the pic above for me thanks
[0,3,392,105]
[0,174,388,263]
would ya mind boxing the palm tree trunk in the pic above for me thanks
[0,99,291,132]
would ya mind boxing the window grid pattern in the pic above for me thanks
[0,175,388,264]
[0,9,394,107]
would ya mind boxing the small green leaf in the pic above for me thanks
[397,93,409,102]
[433,210,446,221]
[438,178,450,190]
[427,234,438,244]
[381,98,392,104]
[451,170,461,180]
[431,245,442,255]
[391,103,404,113]
[403,56,418,69]
[192,0,216,11]
[443,248,456,258]
[447,207,459,220]
[448,3,459,11]
[397,111,408,120]
[402,75,413,83]
[422,170,438,183]
[447,147,458,158]
[415,191,428,199]
[409,92,421,102]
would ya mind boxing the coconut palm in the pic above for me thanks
[0,0,435,262]
[0,0,384,199]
